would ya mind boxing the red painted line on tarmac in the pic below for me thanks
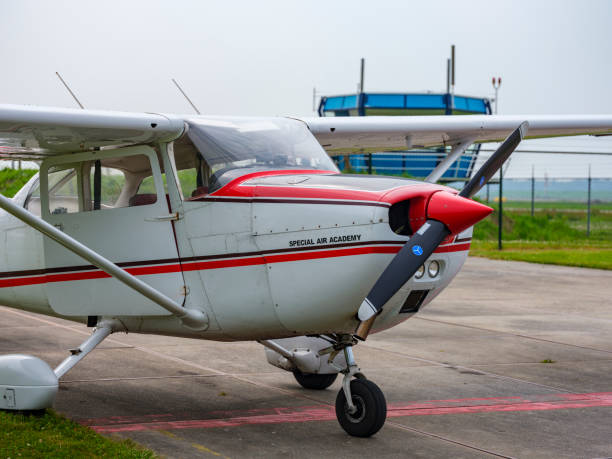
[86,392,612,433]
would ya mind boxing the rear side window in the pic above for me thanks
[45,154,158,215]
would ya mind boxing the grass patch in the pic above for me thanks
[471,240,612,270]
[0,169,37,198]
[0,409,156,458]
[471,202,612,270]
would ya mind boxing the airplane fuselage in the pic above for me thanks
[0,167,471,341]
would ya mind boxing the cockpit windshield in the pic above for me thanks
[181,117,338,193]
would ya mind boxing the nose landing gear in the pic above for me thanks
[336,378,387,437]
[320,334,387,437]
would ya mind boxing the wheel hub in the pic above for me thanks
[345,394,366,423]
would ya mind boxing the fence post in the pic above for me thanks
[587,165,591,237]
[343,154,351,173]
[531,165,535,217]
[498,166,503,250]
[367,153,372,175]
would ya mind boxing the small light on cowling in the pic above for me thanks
[428,260,440,278]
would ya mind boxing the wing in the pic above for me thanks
[300,114,612,153]
[0,104,185,159]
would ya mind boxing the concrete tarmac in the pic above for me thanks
[2,257,612,458]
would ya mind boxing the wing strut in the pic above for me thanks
[54,320,115,378]
[425,137,475,183]
[0,192,208,330]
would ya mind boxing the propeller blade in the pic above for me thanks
[356,124,528,335]
[459,121,529,199]
[357,219,449,321]
[357,192,493,323]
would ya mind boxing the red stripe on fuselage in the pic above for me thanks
[0,242,470,288]
[433,242,471,253]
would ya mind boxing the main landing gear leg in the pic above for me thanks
[321,335,387,437]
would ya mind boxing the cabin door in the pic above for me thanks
[40,146,184,316]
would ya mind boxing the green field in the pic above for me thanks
[0,168,37,198]
[472,201,612,269]
[0,410,156,458]
[471,240,612,270]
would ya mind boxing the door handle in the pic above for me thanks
[145,213,180,222]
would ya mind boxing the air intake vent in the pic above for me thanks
[389,200,412,235]
[399,290,429,314]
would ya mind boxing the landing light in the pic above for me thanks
[428,261,440,278]
[414,265,425,279]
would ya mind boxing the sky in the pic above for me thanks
[1,0,611,178]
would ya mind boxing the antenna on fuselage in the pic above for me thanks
[55,72,85,109]
[171,78,201,115]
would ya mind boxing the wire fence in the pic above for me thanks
[469,178,612,203]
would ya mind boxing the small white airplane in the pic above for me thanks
[0,103,611,437]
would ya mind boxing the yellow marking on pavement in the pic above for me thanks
[158,430,231,458]
[191,442,231,458]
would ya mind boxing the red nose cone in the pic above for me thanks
[427,191,493,235]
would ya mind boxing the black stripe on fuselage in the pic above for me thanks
[189,196,391,208]
[0,240,406,280]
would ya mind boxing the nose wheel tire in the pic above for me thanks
[335,378,387,437]
[293,371,338,390]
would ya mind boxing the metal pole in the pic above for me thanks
[0,192,208,329]
[343,154,351,173]
[495,86,498,115]
[531,165,535,217]
[367,153,373,175]
[491,77,501,115]
[486,183,490,203]
[587,165,592,237]
[498,166,503,250]
[446,58,450,94]
[450,45,455,111]
[360,58,365,93]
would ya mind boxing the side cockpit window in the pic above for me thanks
[44,154,158,215]
[171,135,211,200]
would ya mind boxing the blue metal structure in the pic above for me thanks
[319,92,492,181]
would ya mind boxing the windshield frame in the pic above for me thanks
[185,117,338,192]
